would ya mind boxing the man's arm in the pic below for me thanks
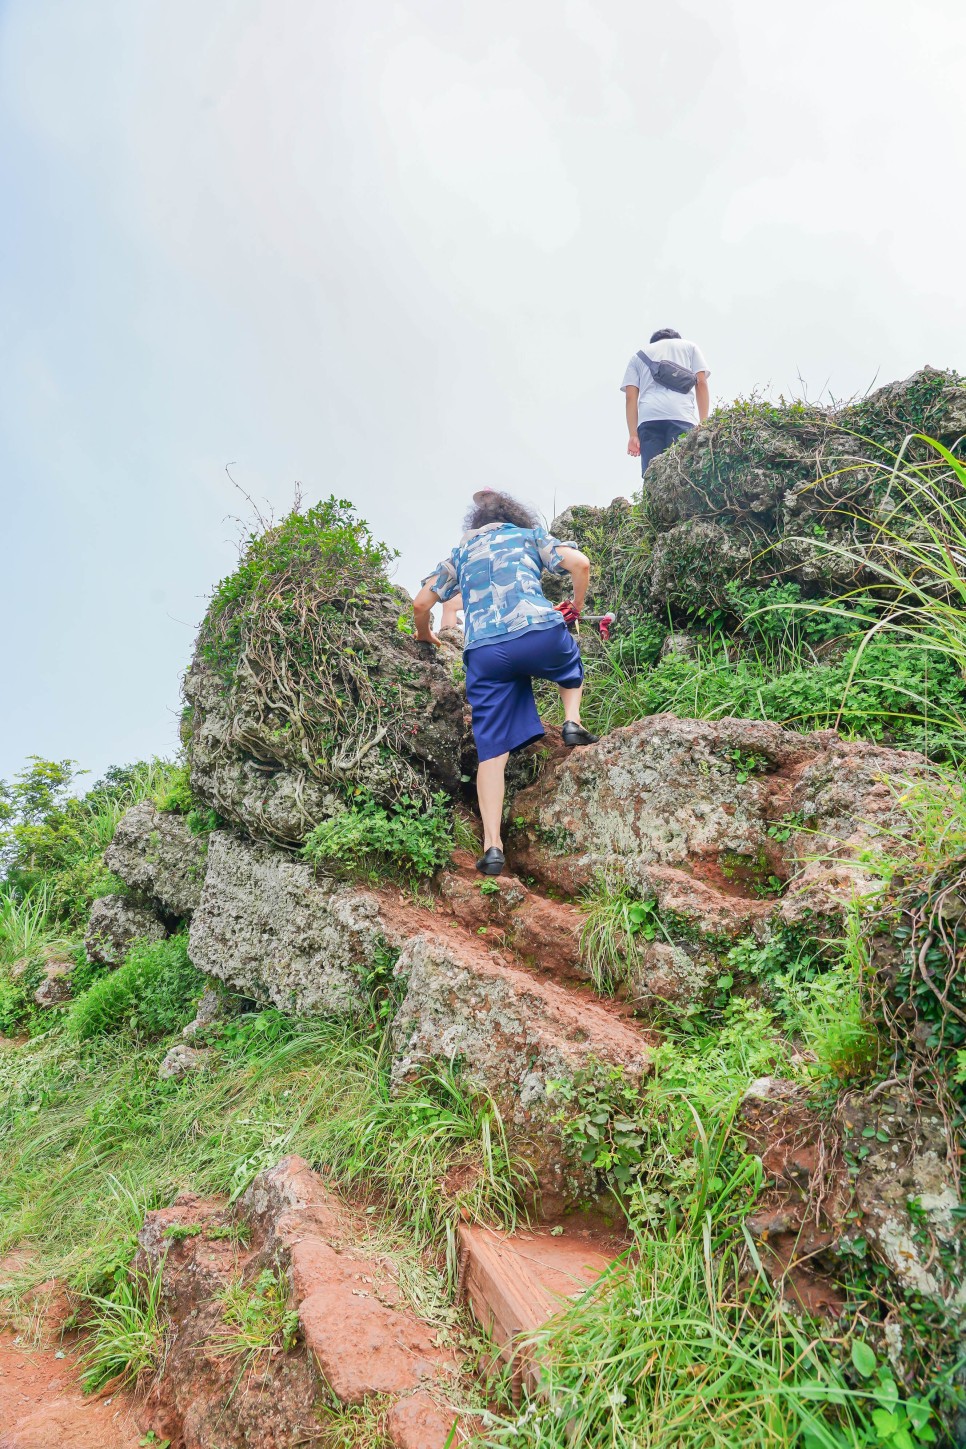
[413,583,442,645]
[695,371,710,423]
[624,386,640,456]
[556,546,590,612]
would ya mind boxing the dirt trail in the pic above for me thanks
[0,1332,143,1449]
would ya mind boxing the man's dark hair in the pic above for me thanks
[649,328,682,343]
[463,491,539,533]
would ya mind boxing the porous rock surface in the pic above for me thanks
[510,714,935,937]
[643,367,966,606]
[105,799,208,918]
[188,830,381,1015]
[390,933,653,1209]
[739,1077,964,1321]
[133,1155,462,1449]
[84,893,166,966]
[184,587,466,847]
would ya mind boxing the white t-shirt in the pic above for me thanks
[620,338,710,426]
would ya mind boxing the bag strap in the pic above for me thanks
[636,349,659,375]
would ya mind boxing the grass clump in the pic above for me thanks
[303,792,454,881]
[79,1267,166,1393]
[67,934,204,1040]
[212,1267,300,1373]
[478,1215,937,1449]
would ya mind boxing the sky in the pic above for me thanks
[1,0,964,785]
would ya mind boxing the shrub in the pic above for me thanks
[303,793,453,881]
[68,934,204,1040]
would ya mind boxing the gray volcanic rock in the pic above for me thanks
[554,368,966,614]
[187,831,381,1016]
[509,714,935,939]
[105,800,208,919]
[84,894,166,966]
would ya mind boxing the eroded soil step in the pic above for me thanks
[134,1156,465,1449]
[458,1220,626,1393]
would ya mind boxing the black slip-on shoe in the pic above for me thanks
[475,847,505,876]
[562,721,599,747]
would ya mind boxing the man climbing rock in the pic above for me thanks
[621,327,710,475]
[413,490,596,877]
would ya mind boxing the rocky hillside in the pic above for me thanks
[1,370,965,1449]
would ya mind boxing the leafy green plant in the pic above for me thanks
[212,1268,299,1373]
[0,757,180,928]
[67,934,204,1040]
[578,877,663,993]
[303,793,453,881]
[79,1268,166,1392]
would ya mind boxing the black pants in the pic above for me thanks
[638,419,693,476]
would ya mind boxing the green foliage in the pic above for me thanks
[478,1217,937,1449]
[578,877,662,993]
[79,1268,166,1393]
[580,631,966,756]
[321,1065,528,1267]
[0,1011,525,1303]
[153,763,193,815]
[212,1268,300,1372]
[0,757,181,929]
[67,934,204,1040]
[201,496,397,682]
[303,793,453,881]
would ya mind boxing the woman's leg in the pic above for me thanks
[558,683,583,725]
[477,753,509,851]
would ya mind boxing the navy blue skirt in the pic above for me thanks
[464,624,584,762]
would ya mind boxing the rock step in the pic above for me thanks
[135,1157,463,1449]
[389,932,655,1212]
[458,1222,624,1394]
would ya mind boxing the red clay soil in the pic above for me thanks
[0,1331,143,1449]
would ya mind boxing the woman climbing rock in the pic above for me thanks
[413,489,597,877]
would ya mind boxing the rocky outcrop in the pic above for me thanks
[84,894,166,966]
[510,715,936,939]
[105,800,208,919]
[133,1156,463,1449]
[642,367,966,607]
[187,831,381,1016]
[184,585,466,847]
[553,369,966,615]
[390,933,653,1209]
[739,1077,965,1325]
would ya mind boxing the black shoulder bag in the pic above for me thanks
[636,349,697,394]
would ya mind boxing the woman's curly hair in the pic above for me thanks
[463,491,539,533]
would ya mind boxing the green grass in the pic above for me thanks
[476,1217,936,1449]
[211,1267,300,1375]
[576,629,966,757]
[0,1011,524,1301]
[79,1266,167,1392]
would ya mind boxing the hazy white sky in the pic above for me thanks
[2,0,964,783]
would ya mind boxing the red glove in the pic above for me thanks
[555,600,581,626]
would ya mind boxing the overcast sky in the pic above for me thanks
[2,0,964,785]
